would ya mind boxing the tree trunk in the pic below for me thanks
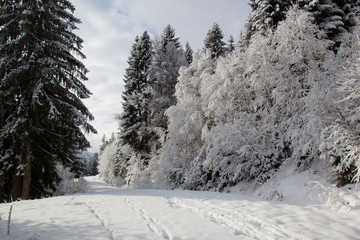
[0,174,3,202]
[22,147,32,200]
[11,169,22,201]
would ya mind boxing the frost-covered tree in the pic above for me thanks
[204,23,226,58]
[150,6,336,191]
[200,7,333,190]
[320,23,360,185]
[262,7,333,171]
[149,51,215,188]
[0,0,96,202]
[147,26,187,154]
[98,139,124,186]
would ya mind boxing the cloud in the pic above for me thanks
[72,0,251,152]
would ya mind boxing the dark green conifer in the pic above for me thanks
[185,42,194,64]
[204,23,226,58]
[0,0,96,201]
[119,31,152,161]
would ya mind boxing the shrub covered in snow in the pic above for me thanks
[54,164,89,196]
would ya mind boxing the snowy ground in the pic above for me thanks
[1,176,360,240]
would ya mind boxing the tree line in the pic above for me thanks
[98,0,360,191]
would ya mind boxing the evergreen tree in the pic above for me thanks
[146,25,187,167]
[204,23,226,58]
[239,14,255,50]
[118,31,152,175]
[99,135,109,154]
[185,41,194,64]
[160,24,181,51]
[250,0,293,33]
[298,0,360,50]
[0,0,96,201]
[227,35,236,53]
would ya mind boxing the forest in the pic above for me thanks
[98,0,360,192]
[1,0,360,202]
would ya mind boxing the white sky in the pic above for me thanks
[72,0,252,152]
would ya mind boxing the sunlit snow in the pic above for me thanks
[1,176,360,240]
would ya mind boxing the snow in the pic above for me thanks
[1,176,360,240]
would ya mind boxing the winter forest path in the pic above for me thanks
[1,176,360,240]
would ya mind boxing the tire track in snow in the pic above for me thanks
[70,200,115,240]
[199,200,308,240]
[124,197,176,240]
[167,198,307,240]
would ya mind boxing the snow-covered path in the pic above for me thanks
[1,176,360,240]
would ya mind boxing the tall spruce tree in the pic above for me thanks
[160,24,181,51]
[204,23,226,58]
[119,31,152,169]
[0,0,96,201]
[147,25,187,156]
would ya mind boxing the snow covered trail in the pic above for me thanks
[1,176,360,240]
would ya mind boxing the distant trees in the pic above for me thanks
[0,0,96,202]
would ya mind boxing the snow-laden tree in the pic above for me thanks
[298,0,359,50]
[147,25,187,153]
[184,49,266,190]
[266,7,335,171]
[0,0,96,202]
[320,23,360,185]
[98,140,124,186]
[250,0,293,33]
[175,7,335,191]
[204,23,226,59]
[148,51,216,188]
[244,6,334,174]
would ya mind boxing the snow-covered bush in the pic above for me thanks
[54,164,89,195]
[310,181,352,210]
